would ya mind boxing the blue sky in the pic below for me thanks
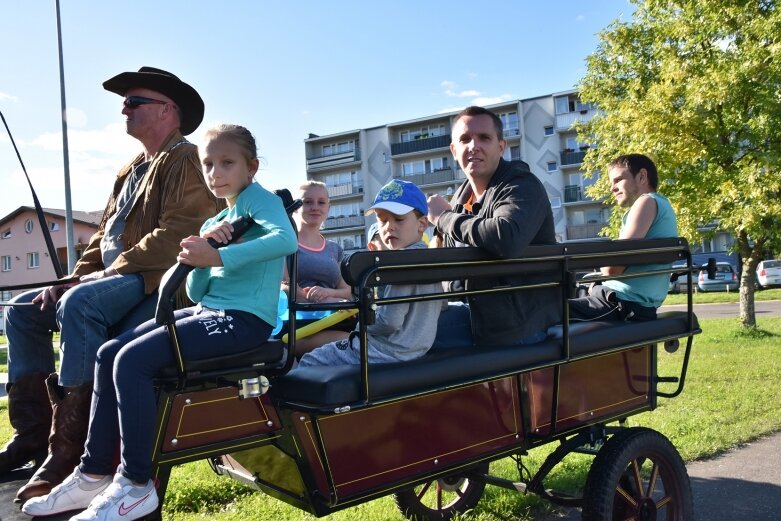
[0,1,633,219]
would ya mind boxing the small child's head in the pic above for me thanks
[366,221,386,251]
[201,124,259,207]
[365,179,429,250]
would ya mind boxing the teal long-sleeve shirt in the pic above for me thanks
[186,182,297,327]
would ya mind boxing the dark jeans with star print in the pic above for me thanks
[79,306,271,483]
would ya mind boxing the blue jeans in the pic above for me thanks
[431,302,547,349]
[79,307,271,483]
[431,302,474,350]
[6,274,152,387]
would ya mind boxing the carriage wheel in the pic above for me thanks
[394,463,488,521]
[581,427,692,521]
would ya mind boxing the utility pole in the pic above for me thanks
[55,0,76,272]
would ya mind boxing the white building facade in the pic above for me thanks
[304,90,608,251]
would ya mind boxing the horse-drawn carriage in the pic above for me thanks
[147,220,700,521]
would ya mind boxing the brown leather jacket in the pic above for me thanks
[72,130,221,295]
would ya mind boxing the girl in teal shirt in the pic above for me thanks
[23,124,297,521]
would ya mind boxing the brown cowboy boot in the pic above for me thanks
[14,374,92,504]
[0,372,52,474]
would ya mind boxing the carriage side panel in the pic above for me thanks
[524,346,653,436]
[294,377,523,503]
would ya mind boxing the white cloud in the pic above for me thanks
[441,80,481,98]
[4,123,142,213]
[438,105,466,114]
[0,92,18,102]
[440,80,456,90]
[472,94,513,106]
[30,122,138,157]
[64,107,88,129]
[445,89,481,98]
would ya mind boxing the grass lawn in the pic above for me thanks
[2,317,781,520]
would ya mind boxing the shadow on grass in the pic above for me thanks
[729,326,779,340]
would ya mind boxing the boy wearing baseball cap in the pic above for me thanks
[298,180,441,366]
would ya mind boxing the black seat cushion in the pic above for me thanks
[156,340,284,378]
[271,312,699,406]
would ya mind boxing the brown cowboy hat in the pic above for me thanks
[103,66,204,135]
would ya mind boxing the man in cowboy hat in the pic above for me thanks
[3,67,221,502]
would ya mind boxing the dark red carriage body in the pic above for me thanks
[148,238,698,519]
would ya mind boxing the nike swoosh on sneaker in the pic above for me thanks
[117,494,150,516]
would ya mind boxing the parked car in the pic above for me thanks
[697,262,739,292]
[756,259,781,289]
[669,261,690,293]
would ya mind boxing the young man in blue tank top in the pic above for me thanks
[569,154,677,322]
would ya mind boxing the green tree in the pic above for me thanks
[578,0,781,328]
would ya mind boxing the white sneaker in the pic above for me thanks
[70,473,158,521]
[22,467,112,516]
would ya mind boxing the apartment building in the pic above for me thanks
[303,90,609,251]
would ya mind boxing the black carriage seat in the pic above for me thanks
[155,339,285,379]
[271,311,699,406]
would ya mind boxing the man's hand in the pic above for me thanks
[178,235,223,268]
[79,267,119,283]
[32,281,79,310]
[427,194,452,227]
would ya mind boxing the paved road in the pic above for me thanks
[660,299,781,319]
[545,431,781,520]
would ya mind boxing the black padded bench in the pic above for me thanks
[271,311,699,406]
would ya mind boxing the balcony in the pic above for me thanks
[391,134,450,156]
[395,167,466,188]
[564,185,581,203]
[566,223,607,240]
[306,148,361,171]
[560,149,587,167]
[321,215,365,231]
[555,109,596,131]
[326,183,363,199]
[503,127,520,138]
[563,184,601,204]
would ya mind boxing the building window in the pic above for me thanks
[547,161,558,172]
[1,256,10,272]
[510,145,521,161]
[49,221,60,231]
[555,96,593,115]
[499,111,519,136]
[329,202,361,219]
[430,157,449,171]
[28,252,40,269]
[25,219,34,233]
[544,126,554,136]
[1,228,10,239]
[402,161,426,177]
[322,140,355,156]
[400,124,446,143]
[1,290,11,301]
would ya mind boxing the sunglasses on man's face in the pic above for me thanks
[123,96,168,109]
